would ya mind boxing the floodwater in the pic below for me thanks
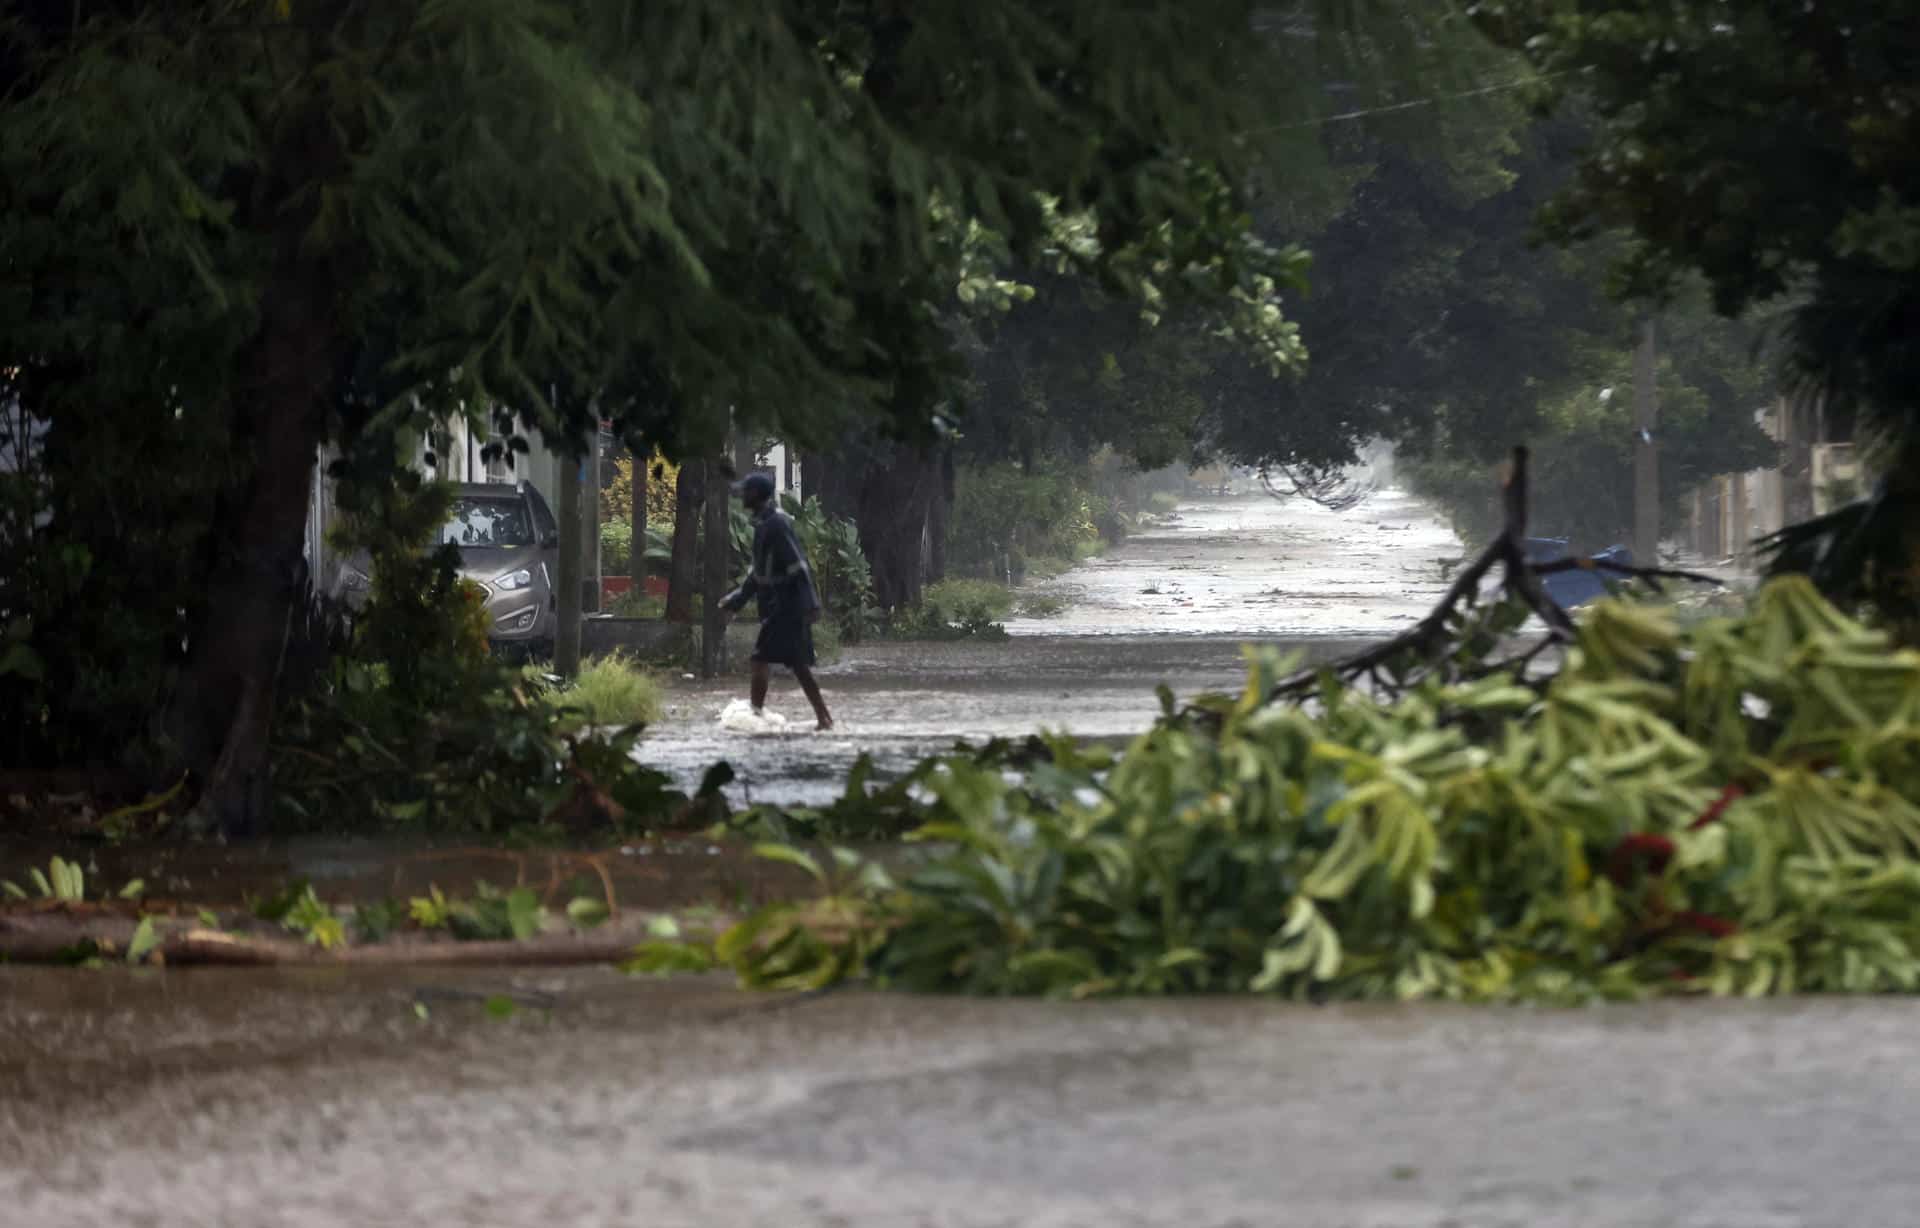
[641,489,1461,806]
[3,966,1916,1226]
[2,489,1907,1226]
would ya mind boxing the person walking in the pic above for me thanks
[719,472,834,730]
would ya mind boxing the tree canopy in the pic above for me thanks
[1475,0,1920,622]
[0,0,1350,827]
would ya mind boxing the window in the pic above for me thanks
[440,497,534,547]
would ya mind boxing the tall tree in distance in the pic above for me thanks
[1475,0,1920,630]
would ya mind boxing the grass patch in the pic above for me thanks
[529,653,664,728]
[1022,555,1075,580]
[923,578,1014,620]
[604,589,665,619]
[1146,490,1181,516]
[1016,592,1068,619]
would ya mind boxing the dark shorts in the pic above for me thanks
[752,613,815,669]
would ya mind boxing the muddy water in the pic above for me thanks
[642,490,1460,806]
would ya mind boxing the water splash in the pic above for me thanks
[717,699,791,736]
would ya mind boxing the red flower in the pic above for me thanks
[1606,833,1676,885]
[1673,911,1738,938]
[1689,784,1747,831]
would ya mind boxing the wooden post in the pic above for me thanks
[554,445,583,678]
[630,445,648,596]
[1633,317,1660,566]
[585,424,602,614]
[1731,471,1751,570]
[700,455,729,678]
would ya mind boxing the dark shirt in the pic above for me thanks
[722,509,819,621]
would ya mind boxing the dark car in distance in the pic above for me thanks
[333,480,561,657]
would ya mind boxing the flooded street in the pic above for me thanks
[2,487,1910,1228]
[642,489,1460,806]
[4,966,1917,1227]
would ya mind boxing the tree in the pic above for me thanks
[1474,0,1920,628]
[1,1,1341,829]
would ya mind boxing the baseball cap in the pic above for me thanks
[730,472,776,501]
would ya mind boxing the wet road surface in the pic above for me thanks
[3,966,1915,1227]
[641,490,1460,806]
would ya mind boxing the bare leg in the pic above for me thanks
[750,661,770,711]
[793,666,833,730]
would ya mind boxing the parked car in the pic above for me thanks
[1521,537,1633,610]
[333,481,561,657]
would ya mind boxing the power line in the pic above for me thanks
[1241,71,1573,134]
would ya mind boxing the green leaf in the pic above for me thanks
[126,916,160,964]
[752,843,825,881]
[484,995,518,1020]
[567,896,612,929]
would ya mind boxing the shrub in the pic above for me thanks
[537,654,663,729]
[886,578,1010,640]
[923,579,1013,621]
[1016,592,1067,619]
[947,462,1106,580]
[599,519,671,576]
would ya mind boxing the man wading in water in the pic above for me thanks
[720,472,835,730]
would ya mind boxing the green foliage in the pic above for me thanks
[276,470,684,834]
[673,579,1920,1001]
[1477,0,1920,624]
[533,654,665,730]
[947,462,1110,580]
[887,580,1012,641]
[1,856,144,903]
[1016,593,1069,620]
[330,475,492,708]
[922,580,1014,622]
[273,653,684,834]
[282,885,347,951]
[598,520,672,577]
[1,0,1346,817]
[602,589,666,620]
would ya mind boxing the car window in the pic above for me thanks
[441,497,533,547]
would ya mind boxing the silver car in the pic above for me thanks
[334,480,561,657]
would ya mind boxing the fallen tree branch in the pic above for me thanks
[1235,445,1724,709]
[0,912,690,967]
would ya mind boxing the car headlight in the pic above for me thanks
[494,568,533,593]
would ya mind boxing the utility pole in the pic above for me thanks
[555,442,584,678]
[700,454,729,677]
[1633,317,1660,566]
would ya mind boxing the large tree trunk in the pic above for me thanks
[630,446,648,591]
[169,236,339,837]
[665,463,702,622]
[819,440,939,609]
[925,446,954,584]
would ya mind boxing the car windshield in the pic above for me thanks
[440,496,534,548]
